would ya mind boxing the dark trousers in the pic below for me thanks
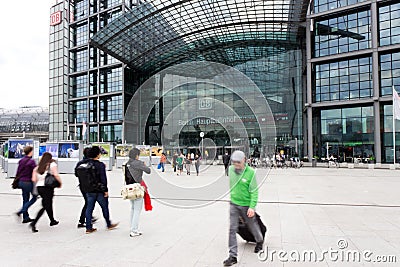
[32,187,55,226]
[229,202,263,257]
[224,164,229,176]
[79,187,88,224]
[18,181,37,220]
[86,192,111,230]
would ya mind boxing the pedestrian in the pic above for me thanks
[223,151,230,176]
[172,152,178,172]
[84,146,119,234]
[125,148,151,237]
[185,154,192,175]
[195,154,201,176]
[15,146,37,223]
[159,153,166,172]
[176,152,184,176]
[74,147,98,228]
[30,152,62,233]
[223,150,263,266]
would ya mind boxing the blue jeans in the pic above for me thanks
[18,181,37,220]
[160,162,165,172]
[85,192,111,230]
[130,198,143,233]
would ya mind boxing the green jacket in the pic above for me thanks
[176,156,183,165]
[229,164,258,209]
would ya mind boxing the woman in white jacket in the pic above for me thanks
[30,152,62,233]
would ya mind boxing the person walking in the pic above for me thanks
[30,152,62,233]
[125,148,151,237]
[194,154,201,176]
[176,152,184,176]
[15,146,37,223]
[223,151,230,176]
[185,154,192,175]
[159,153,167,172]
[84,146,119,234]
[172,152,178,173]
[223,150,263,266]
[74,147,97,228]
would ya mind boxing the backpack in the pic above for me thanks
[76,160,104,193]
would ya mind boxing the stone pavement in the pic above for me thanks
[1,165,400,267]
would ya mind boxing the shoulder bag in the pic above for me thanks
[121,164,145,200]
[45,171,60,188]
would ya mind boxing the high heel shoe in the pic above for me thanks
[30,222,38,233]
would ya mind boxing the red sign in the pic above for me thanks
[50,11,62,26]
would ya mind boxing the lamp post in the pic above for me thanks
[200,131,204,162]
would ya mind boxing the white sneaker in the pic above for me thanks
[130,231,142,237]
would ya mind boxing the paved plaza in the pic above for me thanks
[1,165,400,266]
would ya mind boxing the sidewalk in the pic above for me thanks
[1,166,400,266]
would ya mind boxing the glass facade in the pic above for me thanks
[49,1,71,141]
[379,2,400,46]
[380,52,400,96]
[314,10,371,57]
[313,0,368,13]
[90,0,307,158]
[47,0,400,163]
[314,57,372,102]
[381,104,400,163]
[99,95,123,121]
[99,67,122,93]
[310,0,400,163]
[51,0,134,142]
[315,106,374,162]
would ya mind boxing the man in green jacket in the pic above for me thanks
[223,150,263,266]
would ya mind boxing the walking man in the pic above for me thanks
[223,150,263,266]
[82,146,118,234]
[75,147,97,228]
[223,151,230,176]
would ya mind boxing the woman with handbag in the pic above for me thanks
[30,152,62,233]
[125,148,151,237]
[15,146,37,223]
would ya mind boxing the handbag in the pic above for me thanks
[121,183,145,200]
[121,165,145,200]
[45,172,60,188]
[11,175,20,189]
[157,163,161,169]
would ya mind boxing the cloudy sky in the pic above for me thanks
[0,1,55,109]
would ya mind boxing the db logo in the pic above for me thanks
[199,98,213,110]
[50,11,62,26]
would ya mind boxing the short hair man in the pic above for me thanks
[84,146,118,233]
[223,150,263,266]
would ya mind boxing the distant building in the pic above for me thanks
[0,106,49,143]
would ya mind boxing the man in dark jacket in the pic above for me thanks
[83,146,118,234]
[223,151,231,176]
[74,147,97,228]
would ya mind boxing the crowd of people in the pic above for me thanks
[170,152,201,176]
[14,147,265,266]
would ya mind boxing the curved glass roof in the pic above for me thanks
[0,107,49,133]
[91,0,308,74]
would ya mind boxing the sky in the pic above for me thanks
[0,1,56,109]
